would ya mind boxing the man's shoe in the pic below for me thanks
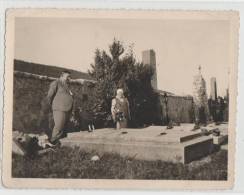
[52,140,61,148]
[60,132,67,139]
[50,139,60,145]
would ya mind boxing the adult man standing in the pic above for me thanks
[47,71,74,144]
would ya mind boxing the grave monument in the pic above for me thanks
[192,66,210,124]
[142,49,157,90]
[210,77,218,101]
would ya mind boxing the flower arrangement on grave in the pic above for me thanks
[115,109,125,122]
[13,131,55,158]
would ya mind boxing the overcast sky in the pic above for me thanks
[15,17,230,96]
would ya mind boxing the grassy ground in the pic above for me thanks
[12,147,227,180]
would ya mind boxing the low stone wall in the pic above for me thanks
[13,71,95,134]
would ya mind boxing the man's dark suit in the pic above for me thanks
[47,79,74,143]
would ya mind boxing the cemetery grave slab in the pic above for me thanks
[61,123,228,164]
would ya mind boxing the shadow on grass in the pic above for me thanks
[12,146,227,180]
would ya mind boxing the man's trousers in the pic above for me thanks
[50,110,70,143]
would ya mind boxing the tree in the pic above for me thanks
[88,39,160,128]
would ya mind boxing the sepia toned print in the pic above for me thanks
[2,9,239,189]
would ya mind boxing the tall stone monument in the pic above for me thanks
[210,77,217,100]
[142,49,157,89]
[192,66,210,124]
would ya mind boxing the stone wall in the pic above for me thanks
[13,71,95,134]
[13,71,195,134]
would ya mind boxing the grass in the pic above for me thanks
[12,147,227,180]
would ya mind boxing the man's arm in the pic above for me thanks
[46,80,58,106]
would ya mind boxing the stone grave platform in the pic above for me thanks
[201,122,228,145]
[61,123,228,164]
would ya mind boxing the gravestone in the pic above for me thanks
[192,66,210,124]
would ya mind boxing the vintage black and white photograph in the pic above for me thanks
[2,9,239,189]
